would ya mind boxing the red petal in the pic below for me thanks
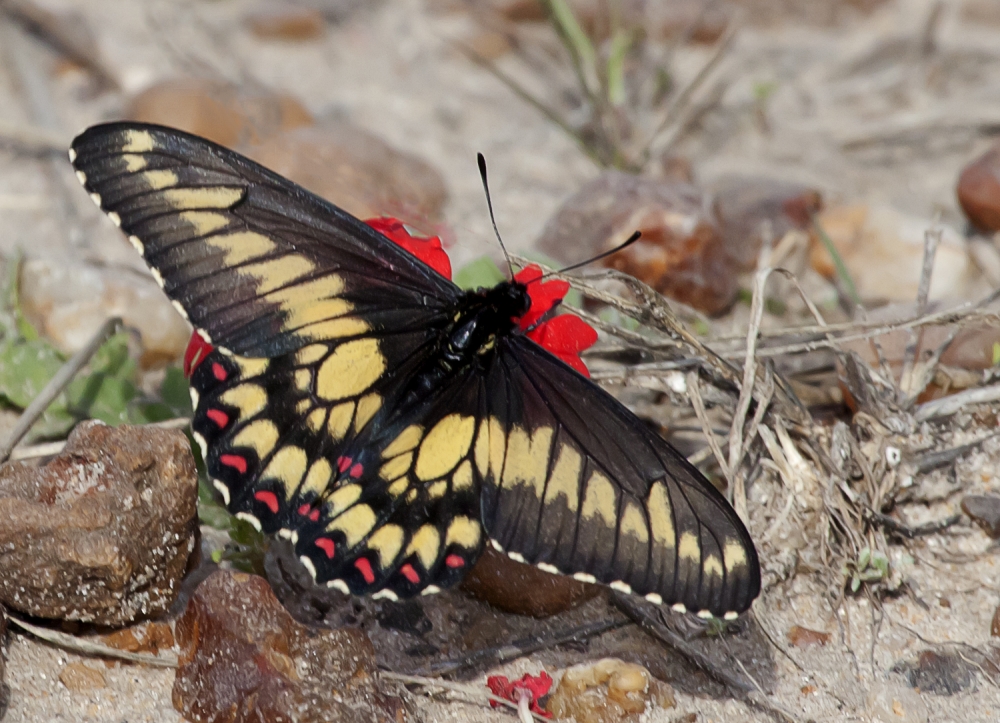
[527,315,598,377]
[514,264,570,330]
[183,331,215,377]
[365,217,452,279]
[486,672,553,716]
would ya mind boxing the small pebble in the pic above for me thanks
[787,625,830,648]
[59,663,107,693]
[961,494,1000,538]
[957,142,1000,232]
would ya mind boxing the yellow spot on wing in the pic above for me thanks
[415,414,475,482]
[380,453,412,482]
[206,231,277,265]
[327,504,376,548]
[452,460,473,492]
[474,419,490,477]
[296,344,328,366]
[354,393,382,432]
[121,129,155,153]
[367,524,404,568]
[544,444,581,512]
[382,425,423,459]
[298,316,368,341]
[503,426,552,494]
[581,471,617,525]
[179,211,229,235]
[316,338,385,401]
[387,479,409,497]
[294,369,312,392]
[724,540,748,572]
[231,419,279,459]
[620,501,649,545]
[327,402,354,441]
[234,357,269,378]
[704,554,723,578]
[121,153,146,171]
[241,254,314,295]
[647,482,676,549]
[219,384,267,420]
[445,516,481,549]
[327,484,361,516]
[302,458,332,497]
[262,446,307,499]
[427,480,447,498]
[141,169,178,190]
[406,525,440,570]
[306,407,327,433]
[679,531,700,563]
[265,275,344,310]
[488,417,505,479]
[163,186,243,210]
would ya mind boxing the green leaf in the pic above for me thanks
[857,546,871,571]
[992,342,1000,366]
[160,366,194,417]
[0,338,65,408]
[545,0,597,89]
[197,478,233,530]
[454,257,506,290]
[65,333,138,426]
[606,29,630,106]
[813,218,860,307]
[850,574,861,593]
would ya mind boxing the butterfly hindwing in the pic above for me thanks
[70,123,459,358]
[477,336,761,619]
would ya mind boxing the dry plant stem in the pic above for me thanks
[686,370,731,480]
[640,19,738,163]
[899,225,941,401]
[0,118,65,153]
[7,417,192,461]
[0,316,122,463]
[380,672,549,723]
[6,614,179,668]
[914,382,1000,421]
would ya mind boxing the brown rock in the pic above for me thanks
[787,625,830,648]
[103,622,175,655]
[488,0,546,22]
[961,495,1000,538]
[59,662,108,693]
[536,172,738,315]
[809,204,977,303]
[992,605,1000,637]
[461,546,600,617]
[711,176,822,270]
[127,78,313,149]
[958,144,1000,232]
[247,123,448,232]
[546,658,675,721]
[173,570,402,723]
[0,422,198,625]
[246,5,326,40]
[893,650,976,696]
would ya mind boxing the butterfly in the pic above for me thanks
[70,122,760,619]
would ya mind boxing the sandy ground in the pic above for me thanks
[3,0,1000,721]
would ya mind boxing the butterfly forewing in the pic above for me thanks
[70,123,459,358]
[477,336,761,618]
[69,121,761,615]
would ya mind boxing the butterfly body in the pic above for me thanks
[70,122,761,618]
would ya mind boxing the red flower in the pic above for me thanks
[181,218,596,378]
[365,217,452,279]
[486,671,553,717]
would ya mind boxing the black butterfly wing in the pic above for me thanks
[478,335,761,618]
[70,122,459,358]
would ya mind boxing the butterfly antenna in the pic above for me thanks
[540,230,642,279]
[477,153,515,279]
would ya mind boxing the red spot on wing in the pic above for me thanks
[355,557,376,584]
[298,503,311,515]
[253,490,279,513]
[349,463,363,478]
[315,538,335,558]
[309,509,319,521]
[400,564,420,584]
[183,331,214,377]
[212,362,227,381]
[337,456,351,473]
[445,554,465,569]
[220,454,247,473]
[206,409,229,427]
